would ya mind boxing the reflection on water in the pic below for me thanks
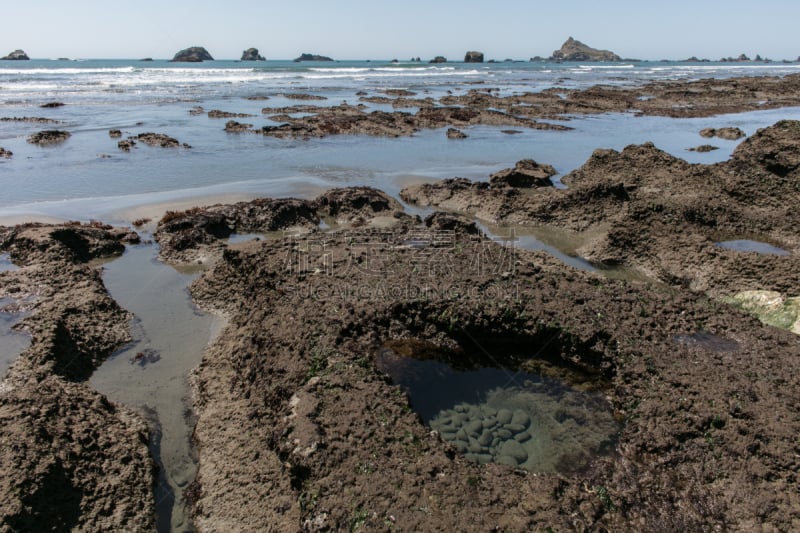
[377,346,619,473]
[0,254,18,272]
[0,297,30,379]
[716,240,790,256]
[90,243,223,533]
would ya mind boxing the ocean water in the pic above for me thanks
[1,59,800,223]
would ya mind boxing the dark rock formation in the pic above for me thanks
[429,56,447,64]
[423,211,480,234]
[489,159,557,188]
[241,48,265,61]
[447,128,468,139]
[699,127,746,140]
[171,47,214,62]
[464,51,484,63]
[0,147,12,159]
[136,132,190,148]
[39,102,65,109]
[1,49,29,60]
[550,37,621,62]
[688,144,719,152]
[0,117,60,124]
[108,129,122,138]
[117,139,136,152]
[208,110,255,118]
[224,120,252,133]
[293,53,333,62]
[27,130,71,145]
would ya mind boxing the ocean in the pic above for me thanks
[2,58,800,224]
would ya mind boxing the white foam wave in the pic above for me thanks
[0,67,136,75]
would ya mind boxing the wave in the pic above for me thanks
[576,64,635,70]
[0,67,136,75]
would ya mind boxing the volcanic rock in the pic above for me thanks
[464,51,484,63]
[241,48,265,61]
[171,47,214,62]
[1,49,29,60]
[550,37,621,62]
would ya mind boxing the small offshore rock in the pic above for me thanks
[550,37,621,62]
[40,102,65,108]
[224,120,253,133]
[27,130,71,145]
[429,56,448,64]
[688,144,719,152]
[0,147,12,159]
[293,53,334,62]
[136,132,185,148]
[1,49,30,60]
[171,46,214,62]
[109,129,122,138]
[464,51,484,63]
[241,48,266,61]
[446,127,468,139]
[118,139,136,151]
[209,109,255,118]
[699,127,746,140]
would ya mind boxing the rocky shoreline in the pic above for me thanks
[185,73,800,141]
[2,78,800,531]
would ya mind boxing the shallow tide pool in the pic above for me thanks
[89,243,222,533]
[377,344,619,473]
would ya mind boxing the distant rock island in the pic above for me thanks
[241,48,265,61]
[1,49,30,60]
[464,51,484,63]
[171,47,214,62]
[550,37,621,61]
[293,53,333,62]
[429,56,447,64]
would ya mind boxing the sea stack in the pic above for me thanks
[550,37,621,61]
[1,49,30,60]
[429,56,447,64]
[293,53,334,62]
[241,48,266,61]
[464,51,484,63]
[171,47,214,62]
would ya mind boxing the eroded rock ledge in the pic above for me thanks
[0,222,156,531]
[173,193,800,531]
[401,120,800,301]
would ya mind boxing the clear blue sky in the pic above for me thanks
[2,0,798,61]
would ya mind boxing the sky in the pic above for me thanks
[2,0,799,61]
